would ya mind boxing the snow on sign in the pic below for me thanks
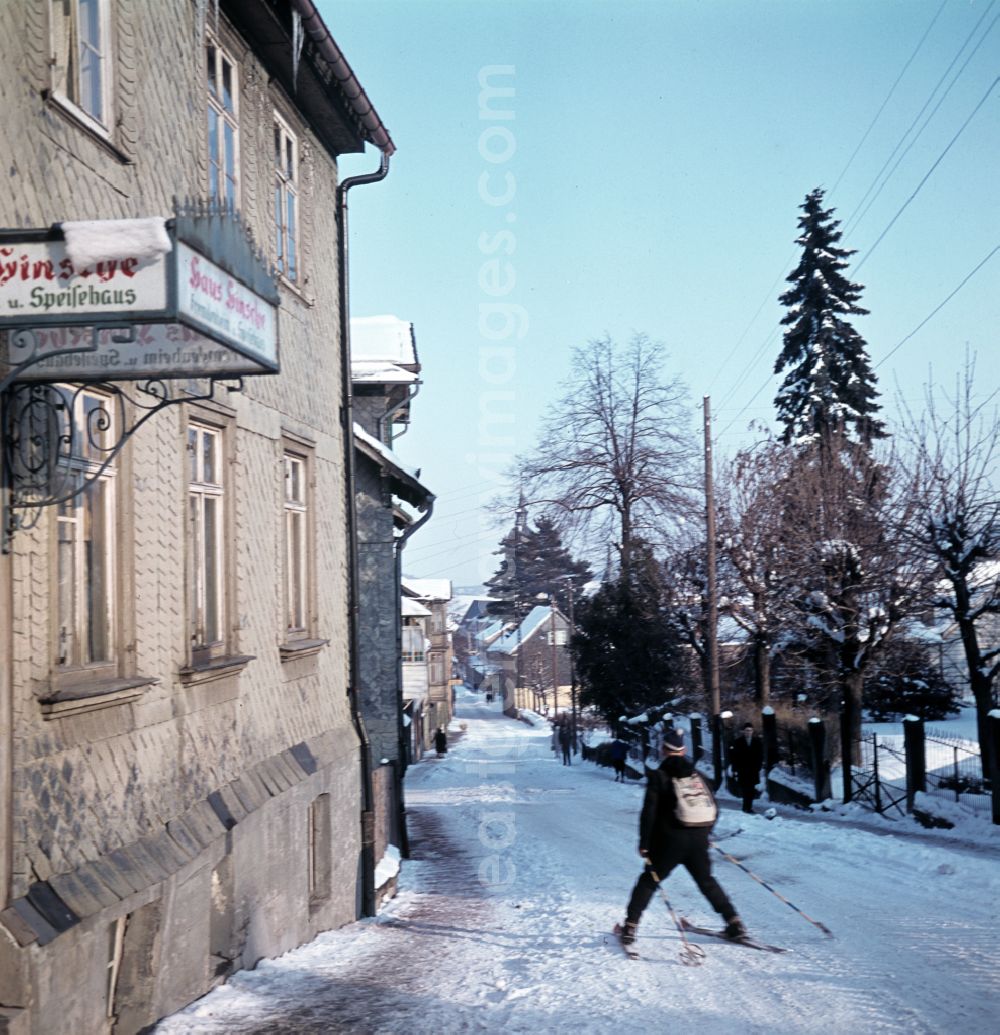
[0,217,280,382]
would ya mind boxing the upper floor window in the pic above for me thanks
[402,626,425,664]
[51,0,112,130]
[207,38,239,206]
[283,451,309,637]
[274,115,299,283]
[56,388,116,672]
[188,421,226,660]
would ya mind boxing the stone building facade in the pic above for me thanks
[0,2,393,1031]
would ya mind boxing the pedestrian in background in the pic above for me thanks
[730,721,764,814]
[609,737,629,782]
[434,726,448,758]
[558,720,573,766]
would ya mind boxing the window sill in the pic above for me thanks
[280,638,328,662]
[179,654,255,687]
[43,91,132,164]
[38,676,157,720]
[278,274,314,307]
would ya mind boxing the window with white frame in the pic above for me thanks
[51,0,113,130]
[274,115,299,283]
[206,37,239,207]
[401,625,425,663]
[55,389,116,672]
[283,451,309,637]
[187,422,225,659]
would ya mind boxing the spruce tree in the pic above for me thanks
[774,187,885,447]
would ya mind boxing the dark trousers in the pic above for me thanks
[561,743,571,765]
[626,829,735,925]
[737,776,757,813]
[613,760,626,781]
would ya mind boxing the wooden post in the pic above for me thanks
[840,704,853,804]
[761,707,778,773]
[808,717,830,802]
[704,397,722,788]
[988,710,1000,826]
[903,715,925,814]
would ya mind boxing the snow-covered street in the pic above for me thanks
[157,688,999,1034]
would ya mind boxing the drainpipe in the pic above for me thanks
[337,150,390,918]
[394,499,434,857]
[377,382,420,445]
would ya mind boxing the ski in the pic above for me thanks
[611,923,640,960]
[679,917,786,953]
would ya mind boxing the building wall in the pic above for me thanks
[0,2,366,1030]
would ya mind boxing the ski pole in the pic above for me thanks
[710,843,833,937]
[648,866,706,966]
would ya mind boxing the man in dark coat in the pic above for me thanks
[433,726,447,758]
[609,737,629,782]
[729,721,764,814]
[617,728,744,947]
[558,721,572,766]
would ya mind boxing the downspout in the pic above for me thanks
[394,500,434,858]
[337,150,390,918]
[377,382,420,445]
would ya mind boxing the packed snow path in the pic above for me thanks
[157,689,999,1033]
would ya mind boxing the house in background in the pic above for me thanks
[350,315,434,891]
[402,578,454,742]
[489,606,573,717]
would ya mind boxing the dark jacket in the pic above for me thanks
[638,755,700,852]
[730,734,763,781]
[609,739,628,762]
[434,729,447,753]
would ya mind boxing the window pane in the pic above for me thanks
[208,110,219,199]
[83,479,111,663]
[207,44,217,96]
[275,186,284,274]
[224,122,236,203]
[204,497,220,643]
[189,495,201,643]
[188,428,199,482]
[221,57,234,114]
[274,125,282,166]
[286,193,297,282]
[285,138,294,181]
[202,430,216,484]
[57,508,76,666]
[289,510,303,629]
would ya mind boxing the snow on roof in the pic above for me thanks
[351,315,418,366]
[353,424,423,484]
[402,577,452,601]
[493,605,558,654]
[401,597,432,617]
[351,360,418,385]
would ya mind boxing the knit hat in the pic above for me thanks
[663,728,685,752]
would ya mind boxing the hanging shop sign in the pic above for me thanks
[0,210,280,383]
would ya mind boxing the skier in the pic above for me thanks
[617,727,745,949]
[434,726,447,758]
[730,721,764,814]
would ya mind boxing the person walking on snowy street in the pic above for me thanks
[558,720,572,766]
[730,721,764,814]
[617,728,745,949]
[609,737,629,782]
[434,727,448,758]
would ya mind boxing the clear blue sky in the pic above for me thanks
[322,0,1000,590]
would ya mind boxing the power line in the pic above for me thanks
[876,244,1000,368]
[855,73,1000,273]
[844,1,1000,238]
[829,0,949,200]
[846,7,999,239]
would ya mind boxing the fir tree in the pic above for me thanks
[485,511,592,622]
[774,187,885,447]
[573,543,683,723]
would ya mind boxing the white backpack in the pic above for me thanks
[671,771,718,828]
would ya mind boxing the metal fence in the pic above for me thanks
[924,728,989,816]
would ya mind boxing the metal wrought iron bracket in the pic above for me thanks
[1,326,241,552]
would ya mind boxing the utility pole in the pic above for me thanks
[704,396,722,789]
[549,593,559,716]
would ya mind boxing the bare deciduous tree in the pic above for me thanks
[899,358,1000,765]
[520,334,697,574]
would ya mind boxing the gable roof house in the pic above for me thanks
[489,605,574,718]
[0,3,396,1029]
